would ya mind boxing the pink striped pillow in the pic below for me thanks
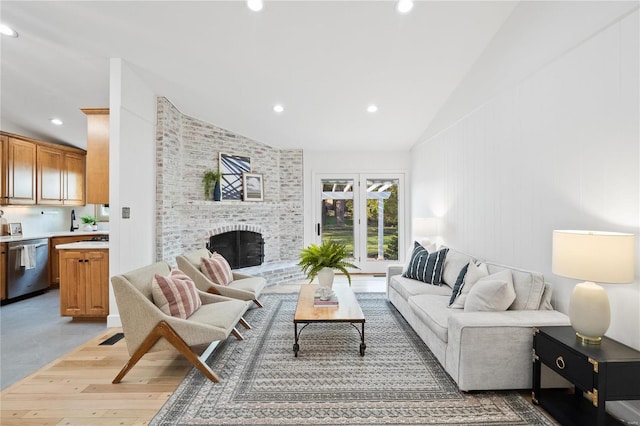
[151,269,202,319]
[200,253,233,286]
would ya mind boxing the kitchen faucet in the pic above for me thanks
[70,209,78,232]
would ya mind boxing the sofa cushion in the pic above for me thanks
[408,294,453,343]
[450,262,489,308]
[390,275,453,300]
[449,262,470,306]
[201,252,233,285]
[152,269,202,319]
[441,249,475,287]
[486,262,545,310]
[464,269,516,312]
[403,242,448,285]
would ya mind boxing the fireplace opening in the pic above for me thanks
[206,231,265,269]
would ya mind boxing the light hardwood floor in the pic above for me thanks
[0,277,385,425]
[0,276,553,425]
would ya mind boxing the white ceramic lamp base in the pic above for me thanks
[568,281,610,344]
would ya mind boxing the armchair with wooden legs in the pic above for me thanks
[110,261,251,384]
[177,248,266,308]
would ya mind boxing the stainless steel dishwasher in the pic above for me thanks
[7,238,49,299]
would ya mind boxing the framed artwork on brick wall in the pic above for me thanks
[219,153,251,200]
[243,172,264,201]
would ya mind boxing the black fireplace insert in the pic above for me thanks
[206,231,264,269]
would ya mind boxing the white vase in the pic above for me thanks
[82,223,93,231]
[317,267,335,288]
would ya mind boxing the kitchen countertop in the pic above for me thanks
[56,241,109,250]
[0,230,108,243]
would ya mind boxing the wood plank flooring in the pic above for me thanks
[0,278,383,426]
[0,277,555,425]
[0,327,190,425]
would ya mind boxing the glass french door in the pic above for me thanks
[314,173,404,274]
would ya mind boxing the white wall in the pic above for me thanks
[107,59,157,327]
[411,7,639,421]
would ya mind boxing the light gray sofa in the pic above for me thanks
[387,248,571,391]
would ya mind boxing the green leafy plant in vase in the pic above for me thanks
[298,240,358,287]
[80,215,97,231]
[202,170,222,201]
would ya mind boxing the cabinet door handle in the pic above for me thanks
[555,356,565,370]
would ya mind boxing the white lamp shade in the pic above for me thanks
[552,230,635,283]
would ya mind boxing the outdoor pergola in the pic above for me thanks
[322,183,391,260]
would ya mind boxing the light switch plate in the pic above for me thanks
[122,207,130,219]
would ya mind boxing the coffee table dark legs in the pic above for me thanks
[352,321,365,356]
[294,321,365,356]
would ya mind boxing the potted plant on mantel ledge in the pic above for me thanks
[202,170,222,201]
[298,240,359,287]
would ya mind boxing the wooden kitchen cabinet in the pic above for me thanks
[49,235,104,286]
[0,243,6,301]
[63,152,86,205]
[82,108,109,205]
[6,136,37,205]
[59,249,108,318]
[36,144,86,206]
[0,131,86,206]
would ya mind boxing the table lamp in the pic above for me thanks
[552,230,635,344]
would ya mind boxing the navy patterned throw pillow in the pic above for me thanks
[449,262,470,305]
[402,242,449,285]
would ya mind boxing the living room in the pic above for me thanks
[1,1,638,424]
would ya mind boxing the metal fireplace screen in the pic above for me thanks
[207,231,264,269]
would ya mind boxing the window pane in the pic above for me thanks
[320,179,355,259]
[366,179,398,261]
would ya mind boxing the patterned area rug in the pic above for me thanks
[151,293,552,425]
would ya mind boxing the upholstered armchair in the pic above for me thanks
[111,261,251,384]
[176,248,267,307]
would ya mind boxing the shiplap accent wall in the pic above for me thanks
[411,11,639,351]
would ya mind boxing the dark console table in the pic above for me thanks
[532,326,640,426]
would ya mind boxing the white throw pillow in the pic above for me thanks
[449,261,488,308]
[464,269,516,312]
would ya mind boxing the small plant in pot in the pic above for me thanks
[298,240,358,287]
[202,170,222,201]
[80,215,97,231]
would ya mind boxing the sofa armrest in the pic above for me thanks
[386,264,404,298]
[445,310,570,391]
[387,264,404,283]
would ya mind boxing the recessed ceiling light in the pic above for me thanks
[0,23,18,38]
[273,104,284,113]
[367,104,378,113]
[50,118,63,126]
[396,0,414,14]
[247,0,263,12]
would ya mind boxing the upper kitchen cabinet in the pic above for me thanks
[0,131,86,206]
[36,145,86,206]
[82,108,109,205]
[6,135,37,205]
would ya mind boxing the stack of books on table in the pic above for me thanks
[314,297,339,307]
[314,287,338,307]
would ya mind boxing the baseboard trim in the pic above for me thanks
[107,314,121,328]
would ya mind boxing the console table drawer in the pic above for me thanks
[536,331,594,391]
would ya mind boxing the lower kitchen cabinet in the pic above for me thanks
[49,235,103,286]
[59,249,108,318]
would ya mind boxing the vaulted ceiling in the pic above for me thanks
[1,1,521,151]
[3,1,637,153]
